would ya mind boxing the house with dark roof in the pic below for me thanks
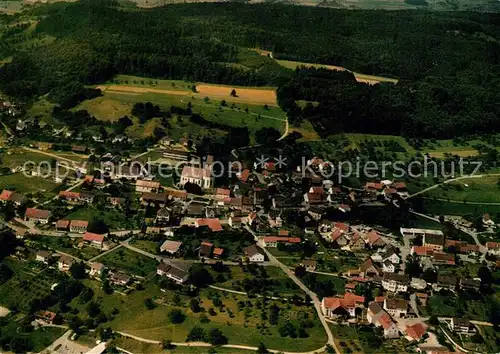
[243,244,265,263]
[423,233,444,252]
[382,272,409,293]
[199,241,213,258]
[157,262,189,284]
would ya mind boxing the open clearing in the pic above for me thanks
[428,150,479,158]
[98,82,278,106]
[425,176,500,203]
[275,59,399,85]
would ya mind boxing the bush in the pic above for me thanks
[186,326,206,342]
[168,309,186,324]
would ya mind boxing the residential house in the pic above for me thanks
[435,275,457,292]
[140,193,167,207]
[180,166,213,189]
[423,233,444,252]
[330,229,350,246]
[56,219,70,231]
[348,232,366,251]
[300,260,317,272]
[0,190,26,206]
[367,301,384,324]
[215,188,231,200]
[228,216,243,228]
[405,323,428,342]
[382,272,409,293]
[383,298,407,318]
[380,246,401,264]
[58,255,73,272]
[70,220,88,233]
[431,252,455,266]
[36,250,51,264]
[321,297,355,318]
[157,262,189,284]
[160,240,183,255]
[83,232,105,249]
[25,208,51,224]
[35,311,57,325]
[195,218,223,232]
[378,314,400,338]
[136,180,161,193]
[213,247,224,259]
[365,231,386,249]
[400,228,444,239]
[199,241,214,258]
[110,272,130,286]
[485,242,500,256]
[155,208,171,225]
[243,244,265,263]
[459,278,480,291]
[90,263,105,278]
[358,258,381,278]
[262,236,301,248]
[382,260,396,273]
[448,318,475,334]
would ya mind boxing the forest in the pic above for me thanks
[0,0,499,139]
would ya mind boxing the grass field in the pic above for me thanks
[129,239,160,255]
[0,317,66,351]
[275,59,398,85]
[0,173,60,195]
[27,235,102,261]
[424,176,500,203]
[65,206,143,231]
[98,247,159,276]
[417,198,500,217]
[74,279,327,351]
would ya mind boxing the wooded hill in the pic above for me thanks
[1,0,499,139]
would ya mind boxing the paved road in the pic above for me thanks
[246,226,340,354]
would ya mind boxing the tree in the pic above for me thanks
[144,298,155,310]
[257,342,269,354]
[168,309,186,324]
[186,326,206,342]
[70,262,86,279]
[230,89,237,97]
[428,315,439,326]
[162,339,174,349]
[87,218,108,234]
[189,264,213,288]
[189,298,201,313]
[87,301,101,317]
[294,265,306,278]
[208,328,228,345]
[0,230,18,261]
[78,287,94,304]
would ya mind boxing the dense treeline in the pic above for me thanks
[278,67,500,138]
[1,0,500,138]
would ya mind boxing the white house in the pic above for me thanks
[382,272,409,293]
[243,244,265,262]
[382,260,396,273]
[157,262,189,284]
[180,166,213,189]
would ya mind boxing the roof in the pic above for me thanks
[59,191,81,199]
[264,236,301,244]
[36,310,57,322]
[406,323,427,340]
[365,182,384,190]
[25,208,51,219]
[437,275,457,285]
[412,246,434,256]
[160,240,183,253]
[141,192,167,203]
[37,250,51,258]
[182,166,211,179]
[215,188,230,196]
[384,298,407,310]
[368,301,384,315]
[367,231,384,245]
[335,222,349,231]
[331,229,345,242]
[0,189,14,201]
[383,272,409,284]
[136,180,161,189]
[213,247,224,256]
[83,232,105,243]
[452,317,470,327]
[460,278,480,288]
[432,252,455,264]
[393,182,407,190]
[56,219,70,228]
[239,169,250,182]
[343,292,365,304]
[359,258,377,272]
[196,218,223,232]
[59,255,73,265]
[90,262,104,271]
[244,244,262,257]
[424,233,444,246]
[378,313,395,329]
[486,241,500,249]
[70,220,88,228]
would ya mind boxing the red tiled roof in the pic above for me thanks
[59,191,80,199]
[239,169,250,182]
[486,242,500,250]
[213,248,224,256]
[56,219,70,228]
[0,190,14,201]
[136,180,160,188]
[331,229,345,242]
[365,182,384,190]
[263,236,301,244]
[83,232,105,243]
[25,208,50,219]
[378,313,394,329]
[393,182,407,190]
[196,218,223,232]
[412,246,434,256]
[335,223,349,231]
[215,188,230,196]
[70,220,89,228]
[406,323,427,340]
[343,292,365,304]
[278,230,290,236]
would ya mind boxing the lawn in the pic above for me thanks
[26,235,102,261]
[65,205,143,231]
[424,176,500,203]
[0,173,60,195]
[129,239,160,255]
[98,247,158,277]
[76,279,327,352]
[210,265,305,298]
[0,259,62,312]
[416,198,500,217]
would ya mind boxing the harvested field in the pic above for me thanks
[196,84,277,106]
[98,83,278,106]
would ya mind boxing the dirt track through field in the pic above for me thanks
[98,84,278,106]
